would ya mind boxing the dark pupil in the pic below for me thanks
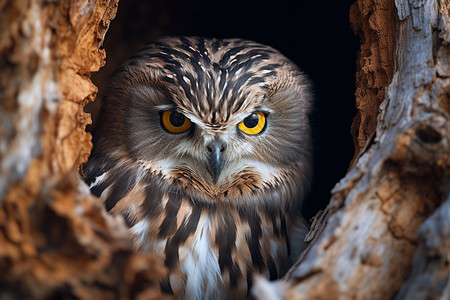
[243,113,259,128]
[169,112,185,127]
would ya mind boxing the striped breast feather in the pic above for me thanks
[83,153,142,213]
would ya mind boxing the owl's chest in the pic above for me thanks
[130,205,291,299]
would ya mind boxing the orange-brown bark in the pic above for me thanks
[0,0,167,298]
[349,0,395,162]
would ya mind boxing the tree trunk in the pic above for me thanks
[0,1,167,299]
[1,0,449,299]
[254,0,450,299]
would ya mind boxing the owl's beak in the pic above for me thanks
[207,140,226,183]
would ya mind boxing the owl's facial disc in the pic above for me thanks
[158,108,268,188]
[118,37,313,205]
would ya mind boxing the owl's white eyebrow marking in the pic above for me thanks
[253,106,274,115]
[155,104,176,111]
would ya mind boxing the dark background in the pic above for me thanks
[89,0,360,220]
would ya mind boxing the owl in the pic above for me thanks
[84,37,312,300]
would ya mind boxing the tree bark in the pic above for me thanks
[0,1,167,299]
[254,0,450,299]
[1,0,449,299]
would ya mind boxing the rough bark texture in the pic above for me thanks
[350,0,396,162]
[0,0,167,299]
[254,0,450,299]
[1,0,449,299]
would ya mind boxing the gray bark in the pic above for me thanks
[254,0,450,299]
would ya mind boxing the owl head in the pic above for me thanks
[94,37,312,206]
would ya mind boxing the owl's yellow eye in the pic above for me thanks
[238,112,266,135]
[161,111,192,134]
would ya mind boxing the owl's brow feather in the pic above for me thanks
[154,104,177,111]
[130,37,295,126]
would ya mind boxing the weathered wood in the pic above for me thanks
[396,193,450,299]
[254,0,450,299]
[0,0,167,298]
[349,0,396,161]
